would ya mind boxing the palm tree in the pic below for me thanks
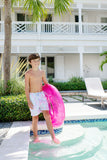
[100,51,107,71]
[4,0,12,91]
[3,0,73,92]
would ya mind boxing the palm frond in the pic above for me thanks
[11,0,23,7]
[24,0,47,22]
[99,59,107,71]
[100,51,107,57]
[54,0,73,15]
[99,51,107,71]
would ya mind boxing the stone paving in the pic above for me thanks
[0,122,12,145]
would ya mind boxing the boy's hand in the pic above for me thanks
[28,101,33,109]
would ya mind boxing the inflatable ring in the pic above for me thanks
[42,83,65,127]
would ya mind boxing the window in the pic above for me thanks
[18,57,27,77]
[41,57,46,71]
[44,14,52,32]
[17,13,25,21]
[45,14,52,22]
[17,13,33,21]
[101,17,107,23]
[0,9,1,21]
[75,15,83,33]
[47,57,54,78]
[41,56,55,78]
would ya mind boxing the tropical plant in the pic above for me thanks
[100,51,107,71]
[3,0,73,93]
[0,55,28,95]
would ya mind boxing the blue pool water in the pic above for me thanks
[28,121,107,160]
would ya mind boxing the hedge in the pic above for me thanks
[0,94,44,122]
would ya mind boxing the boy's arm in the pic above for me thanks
[25,72,33,109]
[42,70,48,85]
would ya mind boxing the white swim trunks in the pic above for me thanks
[29,91,49,116]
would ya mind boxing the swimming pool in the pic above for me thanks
[28,121,107,160]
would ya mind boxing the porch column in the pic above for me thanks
[36,46,42,69]
[78,4,82,34]
[78,47,84,77]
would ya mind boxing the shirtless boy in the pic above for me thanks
[25,53,60,144]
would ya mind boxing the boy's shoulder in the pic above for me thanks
[41,70,45,75]
[25,69,32,76]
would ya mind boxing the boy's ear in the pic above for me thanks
[29,61,31,65]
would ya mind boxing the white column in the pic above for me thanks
[78,4,82,34]
[78,47,84,77]
[36,46,42,69]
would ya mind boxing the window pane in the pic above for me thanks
[17,14,25,21]
[47,57,54,78]
[41,57,46,71]
[101,18,107,23]
[26,15,33,21]
[0,9,1,21]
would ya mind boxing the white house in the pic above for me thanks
[0,0,107,81]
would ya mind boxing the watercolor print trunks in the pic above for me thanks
[29,91,49,116]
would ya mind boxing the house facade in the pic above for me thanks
[0,0,107,81]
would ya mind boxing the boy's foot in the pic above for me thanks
[52,137,60,144]
[33,137,40,143]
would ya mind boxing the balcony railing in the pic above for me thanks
[0,21,107,35]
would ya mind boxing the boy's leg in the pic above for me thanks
[32,116,40,142]
[42,110,60,144]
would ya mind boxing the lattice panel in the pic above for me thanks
[83,24,107,34]
[41,23,78,34]
[12,23,37,33]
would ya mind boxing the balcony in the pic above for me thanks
[0,21,107,35]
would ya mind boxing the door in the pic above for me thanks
[75,15,83,33]
[45,14,52,32]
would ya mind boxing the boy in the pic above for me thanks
[25,53,60,144]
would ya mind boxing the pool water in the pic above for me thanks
[28,121,107,160]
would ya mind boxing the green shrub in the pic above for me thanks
[0,78,25,96]
[50,77,86,91]
[69,77,84,83]
[102,81,107,90]
[48,76,54,83]
[0,77,107,96]
[0,94,44,122]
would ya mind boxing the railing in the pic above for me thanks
[82,23,107,34]
[0,21,107,35]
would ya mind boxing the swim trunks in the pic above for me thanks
[29,91,49,116]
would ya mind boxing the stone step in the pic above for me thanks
[87,131,107,160]
[28,126,103,160]
[30,121,63,136]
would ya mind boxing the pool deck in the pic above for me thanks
[0,99,107,160]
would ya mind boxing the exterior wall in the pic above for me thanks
[83,53,107,80]
[0,0,107,82]
[1,6,107,23]
[53,13,71,22]
[55,55,65,81]
[64,54,80,81]
[84,11,107,23]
